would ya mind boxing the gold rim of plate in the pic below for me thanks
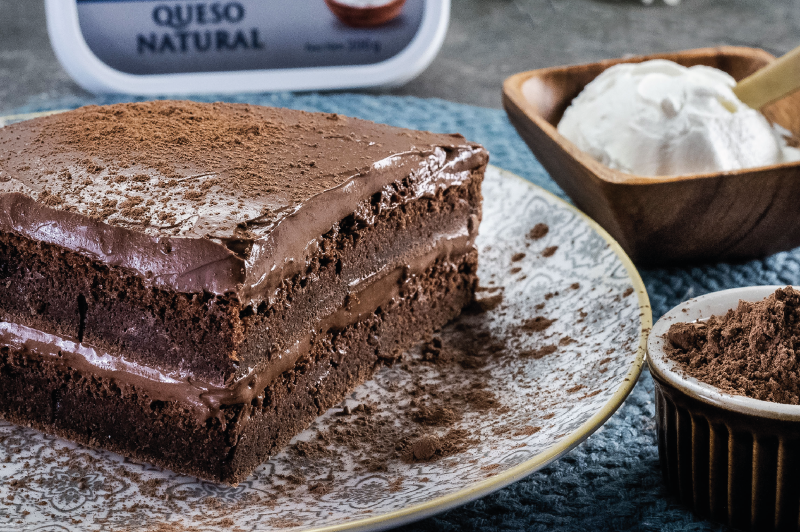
[0,110,652,532]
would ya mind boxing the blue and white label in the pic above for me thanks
[76,0,424,75]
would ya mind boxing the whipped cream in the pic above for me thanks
[557,59,800,177]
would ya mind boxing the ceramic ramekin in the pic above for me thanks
[648,286,800,531]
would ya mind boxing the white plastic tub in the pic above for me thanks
[46,0,449,94]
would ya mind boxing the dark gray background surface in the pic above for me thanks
[2,0,799,114]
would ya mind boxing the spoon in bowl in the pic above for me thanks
[733,44,800,109]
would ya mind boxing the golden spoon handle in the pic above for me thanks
[733,45,800,109]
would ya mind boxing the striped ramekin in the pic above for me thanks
[648,286,800,532]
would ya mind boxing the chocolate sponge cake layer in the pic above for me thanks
[0,101,487,482]
[0,251,476,484]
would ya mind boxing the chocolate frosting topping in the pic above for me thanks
[0,101,487,303]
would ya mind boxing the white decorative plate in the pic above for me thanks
[0,156,650,531]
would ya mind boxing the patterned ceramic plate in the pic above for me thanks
[0,135,650,531]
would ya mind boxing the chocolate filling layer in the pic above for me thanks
[0,232,472,421]
[0,171,482,383]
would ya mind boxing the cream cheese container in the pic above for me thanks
[46,0,449,94]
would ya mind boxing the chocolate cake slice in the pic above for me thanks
[0,101,487,484]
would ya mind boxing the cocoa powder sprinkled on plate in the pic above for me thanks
[520,345,558,359]
[542,246,558,258]
[521,316,555,332]
[528,223,549,240]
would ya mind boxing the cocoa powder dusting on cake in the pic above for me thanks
[2,100,476,235]
[665,286,800,404]
[39,102,316,190]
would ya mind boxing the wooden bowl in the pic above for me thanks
[502,46,800,266]
[324,0,407,28]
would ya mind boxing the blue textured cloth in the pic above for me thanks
[13,92,798,531]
